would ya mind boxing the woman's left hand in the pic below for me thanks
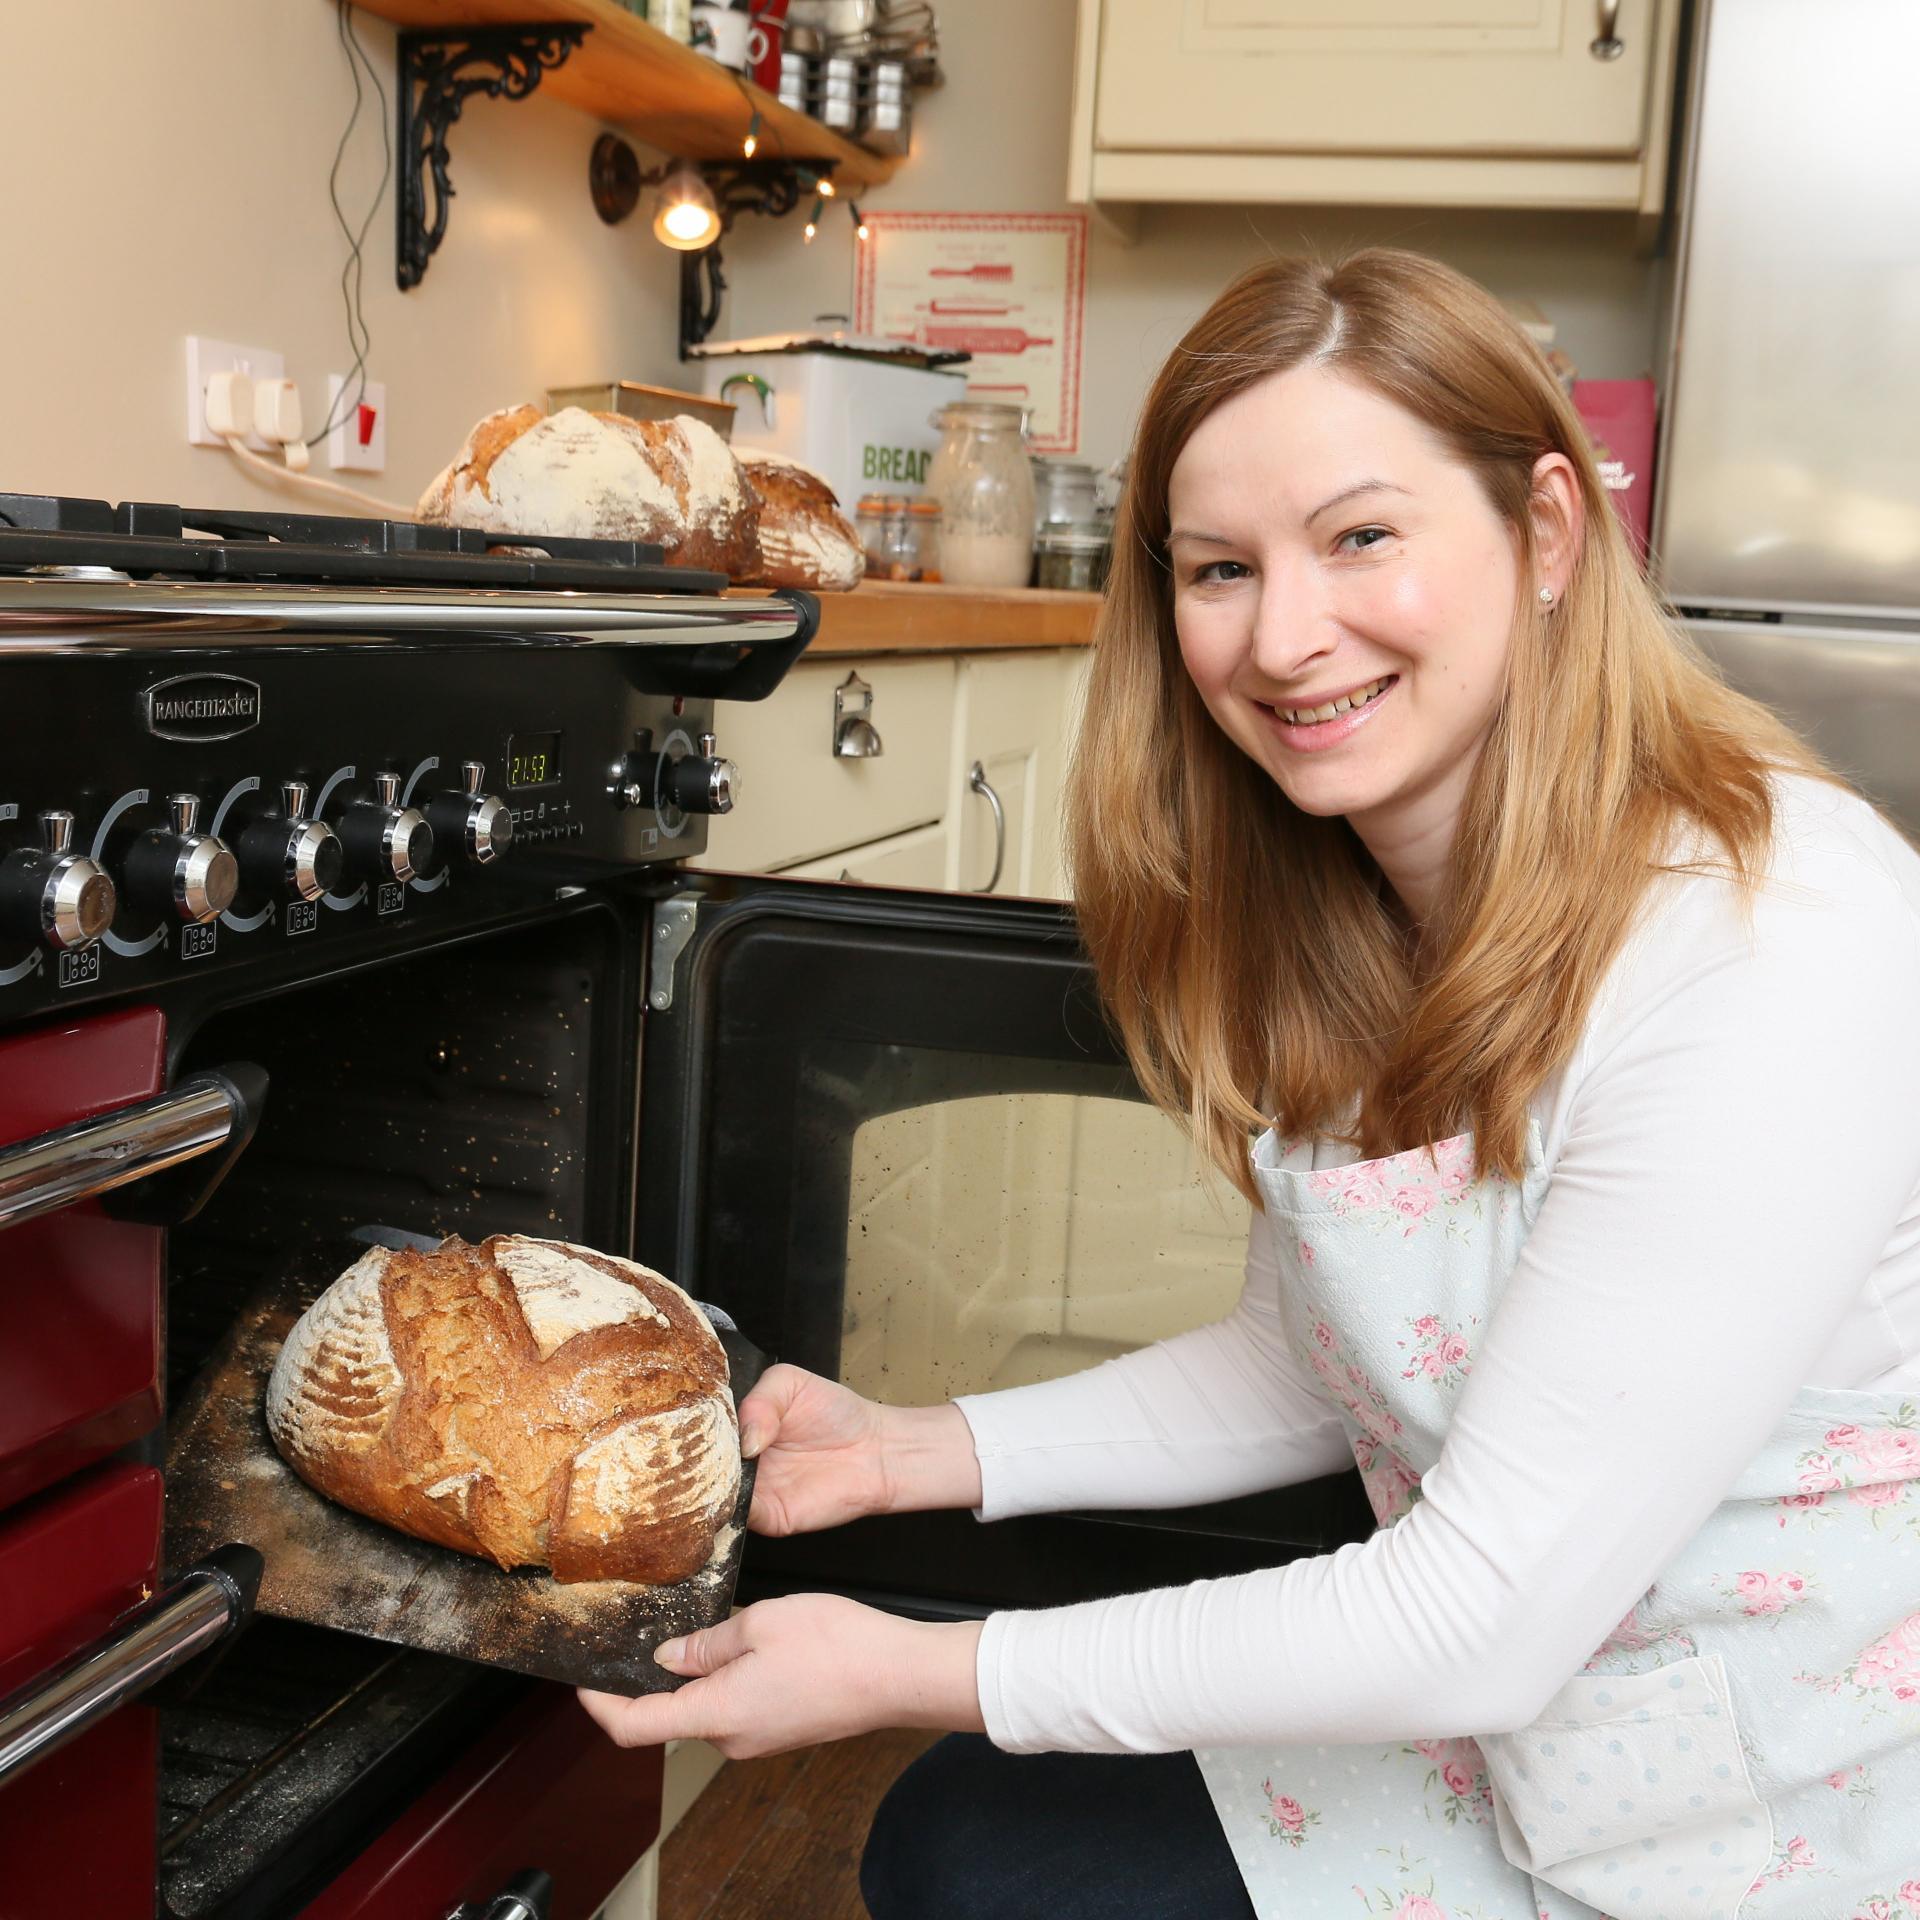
[577,1593,986,1761]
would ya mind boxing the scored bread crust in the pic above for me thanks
[265,1234,739,1585]
[734,446,865,591]
[415,405,760,578]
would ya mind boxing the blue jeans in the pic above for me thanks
[859,1734,1257,1920]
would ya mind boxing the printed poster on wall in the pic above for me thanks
[853,211,1088,454]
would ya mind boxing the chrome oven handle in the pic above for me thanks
[0,1544,261,1791]
[968,761,1007,894]
[0,1070,252,1230]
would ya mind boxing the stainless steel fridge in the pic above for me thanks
[1655,0,1920,836]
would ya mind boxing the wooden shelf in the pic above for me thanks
[353,0,903,193]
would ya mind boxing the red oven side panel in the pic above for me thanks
[0,1462,164,1920]
[0,1007,167,1514]
[295,1688,663,1920]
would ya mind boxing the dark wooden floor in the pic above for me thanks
[659,1729,939,1920]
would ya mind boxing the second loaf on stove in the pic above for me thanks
[264,1234,739,1584]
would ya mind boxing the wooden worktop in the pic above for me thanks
[790,579,1102,654]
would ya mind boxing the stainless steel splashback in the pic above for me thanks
[1657,0,1920,620]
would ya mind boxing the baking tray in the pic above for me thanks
[165,1231,767,1697]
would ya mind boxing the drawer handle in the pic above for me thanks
[968,761,1006,894]
[0,1063,267,1232]
[1590,0,1624,59]
[0,1543,261,1791]
[833,670,885,758]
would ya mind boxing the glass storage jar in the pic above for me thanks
[925,402,1035,589]
[1033,522,1111,594]
[1031,457,1100,535]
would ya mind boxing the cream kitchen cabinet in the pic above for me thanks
[693,647,1089,901]
[1069,0,1682,222]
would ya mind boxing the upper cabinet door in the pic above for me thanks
[1096,0,1659,157]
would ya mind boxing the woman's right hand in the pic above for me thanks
[736,1365,984,1537]
[736,1364,893,1537]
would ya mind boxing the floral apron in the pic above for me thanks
[1193,1125,1920,1920]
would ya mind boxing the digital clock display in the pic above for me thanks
[507,731,563,789]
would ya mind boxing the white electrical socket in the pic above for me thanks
[327,375,388,473]
[186,336,285,450]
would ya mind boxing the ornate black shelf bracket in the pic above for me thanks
[396,23,589,292]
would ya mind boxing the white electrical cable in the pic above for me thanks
[220,434,416,520]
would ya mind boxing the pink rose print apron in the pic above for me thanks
[1193,1125,1920,1920]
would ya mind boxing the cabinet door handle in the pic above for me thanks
[1590,0,1624,59]
[968,761,1006,894]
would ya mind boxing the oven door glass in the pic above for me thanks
[634,876,1372,1620]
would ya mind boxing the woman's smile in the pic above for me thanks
[1256,673,1400,751]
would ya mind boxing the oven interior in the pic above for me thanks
[158,906,630,1920]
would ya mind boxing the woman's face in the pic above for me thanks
[1167,364,1531,892]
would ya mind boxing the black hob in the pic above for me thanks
[0,492,710,594]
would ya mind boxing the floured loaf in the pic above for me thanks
[734,447,865,591]
[416,404,760,578]
[264,1234,739,1584]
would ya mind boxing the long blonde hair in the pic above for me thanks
[1068,249,1837,1201]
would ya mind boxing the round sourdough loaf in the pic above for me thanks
[415,404,760,579]
[265,1234,739,1585]
[734,447,865,591]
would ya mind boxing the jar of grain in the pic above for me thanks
[926,402,1034,589]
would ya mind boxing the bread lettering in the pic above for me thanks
[265,1235,739,1585]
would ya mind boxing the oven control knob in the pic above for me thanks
[425,761,514,866]
[338,771,434,884]
[0,809,117,951]
[236,781,344,904]
[122,793,239,927]
[607,732,738,816]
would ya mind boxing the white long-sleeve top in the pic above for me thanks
[955,772,1920,1755]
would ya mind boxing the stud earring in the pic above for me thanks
[1538,586,1556,606]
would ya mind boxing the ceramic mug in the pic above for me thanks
[748,0,790,92]
[690,1,750,69]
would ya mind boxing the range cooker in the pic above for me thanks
[0,494,813,1920]
[0,492,1373,1920]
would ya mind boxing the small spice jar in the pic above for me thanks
[1033,522,1111,594]
[904,498,942,582]
[855,493,895,577]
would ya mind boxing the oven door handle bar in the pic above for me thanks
[0,1064,267,1232]
[0,1543,262,1792]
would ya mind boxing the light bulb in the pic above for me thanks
[819,176,837,198]
[650,163,721,251]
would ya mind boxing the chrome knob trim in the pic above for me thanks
[122,794,236,927]
[177,837,239,925]
[48,854,117,949]
[704,759,738,815]
[426,763,513,867]
[0,812,116,952]
[387,808,433,883]
[286,819,343,901]
[339,776,434,884]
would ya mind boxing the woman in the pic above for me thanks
[582,251,1920,1918]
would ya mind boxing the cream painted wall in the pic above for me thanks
[720,0,1670,473]
[0,2,1667,510]
[1,2,685,511]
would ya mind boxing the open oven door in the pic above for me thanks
[632,874,1373,1622]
